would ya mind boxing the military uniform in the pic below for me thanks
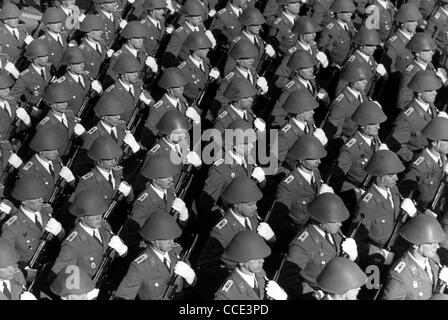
[310,0,333,27]
[397,62,436,109]
[38,31,68,69]
[57,73,92,115]
[10,65,52,105]
[385,30,413,74]
[0,272,26,300]
[336,51,377,96]
[426,7,448,69]
[268,12,295,47]
[178,56,211,105]
[164,23,206,67]
[79,39,107,80]
[95,9,120,47]
[210,4,242,46]
[106,46,147,82]
[82,120,126,151]
[0,97,22,139]
[317,19,356,66]
[224,33,266,75]
[366,0,396,42]
[0,22,26,60]
[215,67,259,106]
[104,80,144,123]
[213,104,256,133]
[140,16,166,57]
[215,268,267,300]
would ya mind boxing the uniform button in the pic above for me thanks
[51,53,54,55]
[155,283,159,287]
[45,181,48,185]
[413,281,418,288]
[91,63,94,65]
[321,261,325,265]
[430,181,433,185]
[382,219,385,223]
[419,292,423,297]
[302,201,306,204]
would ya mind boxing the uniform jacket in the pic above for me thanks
[215,67,259,106]
[57,72,92,116]
[106,44,147,82]
[224,32,266,75]
[95,9,120,47]
[79,39,107,79]
[105,80,143,123]
[0,22,26,60]
[215,268,267,300]
[0,272,26,300]
[35,111,76,156]
[210,4,242,46]
[178,56,211,105]
[385,30,413,74]
[397,62,435,109]
[141,16,166,57]
[213,103,255,134]
[336,50,377,95]
[10,65,52,105]
[39,30,67,69]
[145,93,188,136]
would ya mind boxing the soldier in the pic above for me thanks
[140,0,168,58]
[0,175,64,265]
[115,211,196,300]
[407,0,437,23]
[50,264,98,300]
[210,0,247,47]
[382,214,448,300]
[0,239,37,300]
[51,190,128,278]
[278,193,358,299]
[59,0,84,36]
[316,257,367,300]
[10,39,52,107]
[199,176,275,298]
[0,3,29,61]
[267,0,302,48]
[78,14,107,79]
[215,230,287,300]
[93,0,121,48]
[425,0,448,70]
[309,0,334,28]
[39,7,68,70]
[387,71,441,163]
[351,149,416,267]
[361,0,396,42]
[58,46,103,115]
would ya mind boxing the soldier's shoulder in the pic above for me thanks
[214,218,228,230]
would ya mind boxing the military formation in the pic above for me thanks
[0,0,448,301]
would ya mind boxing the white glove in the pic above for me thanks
[204,30,216,48]
[4,61,19,79]
[425,208,438,217]
[400,198,417,217]
[381,249,394,265]
[86,288,99,300]
[119,19,128,29]
[313,128,328,146]
[315,51,329,68]
[251,166,266,183]
[185,106,201,124]
[378,143,389,150]
[438,111,448,119]
[16,107,31,126]
[208,9,216,17]
[186,151,202,167]
[127,0,135,3]
[8,153,23,169]
[209,67,220,79]
[174,261,196,284]
[107,49,115,58]
[341,238,358,261]
[24,34,34,45]
[78,13,86,23]
[436,68,448,84]
[257,222,275,241]
[316,91,327,100]
[123,131,141,153]
[59,166,75,182]
[319,183,334,194]
[166,25,174,34]
[439,267,448,284]
[108,235,128,256]
[145,56,158,73]
[265,44,275,57]
[118,181,132,197]
[20,291,37,300]
[74,123,86,136]
[0,201,12,214]
[376,64,387,77]
[45,217,63,236]
[139,91,152,105]
[254,117,266,132]
[266,280,287,300]
[256,76,268,94]
[172,197,188,221]
[91,80,103,94]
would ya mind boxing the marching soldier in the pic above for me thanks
[0,3,28,61]
[278,193,358,299]
[215,230,287,300]
[425,0,448,70]
[140,0,168,58]
[267,0,302,48]
[309,0,334,28]
[407,0,437,22]
[382,214,448,300]
[93,0,121,47]
[361,0,396,42]
[210,0,247,47]
[59,0,83,36]
[50,264,98,300]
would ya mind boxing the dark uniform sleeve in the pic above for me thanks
[114,261,145,300]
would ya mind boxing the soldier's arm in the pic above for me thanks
[387,118,413,162]
[381,267,408,300]
[278,242,309,299]
[10,77,28,101]
[114,261,145,300]
[351,201,372,258]
[50,236,78,277]
[397,165,420,198]
[198,232,226,274]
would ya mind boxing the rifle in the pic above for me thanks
[427,172,447,215]
[47,155,78,205]
[162,233,199,300]
[435,261,447,294]
[339,213,365,258]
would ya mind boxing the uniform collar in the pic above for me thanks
[414,98,430,113]
[398,29,413,40]
[229,3,242,16]
[164,93,179,108]
[229,103,247,119]
[373,183,390,200]
[79,221,99,237]
[189,54,203,69]
[152,246,171,264]
[228,149,246,166]
[282,10,295,25]
[96,165,113,181]
[358,131,373,146]
[20,205,42,224]
[124,44,138,58]
[85,38,100,50]
[414,60,428,71]
[424,148,441,164]
[36,154,53,173]
[297,166,313,184]
[150,183,166,200]
[229,208,249,228]
[291,117,307,131]
[235,267,256,288]
[376,0,389,10]
[186,21,199,32]
[346,86,362,100]
[356,49,371,63]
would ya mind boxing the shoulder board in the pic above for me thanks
[346,138,356,148]
[298,230,309,241]
[388,35,397,42]
[218,8,226,14]
[87,126,98,134]
[215,218,228,230]
[413,156,424,166]
[178,61,186,69]
[39,35,45,40]
[218,110,228,119]
[327,23,334,29]
[281,124,291,133]
[154,100,163,109]
[232,36,241,44]
[222,280,233,292]
[225,72,234,81]
[150,144,160,153]
[284,175,294,184]
[38,116,50,126]
[135,253,148,264]
[435,12,440,19]
[404,107,414,116]
[137,192,148,201]
[274,17,281,25]
[106,85,115,92]
[67,231,78,242]
[285,80,294,89]
[55,76,66,83]
[288,46,297,54]
[362,192,372,203]
[336,93,344,101]
[405,64,414,72]
[176,26,183,33]
[394,261,406,273]
[81,172,94,180]
[214,158,225,166]
[23,161,33,171]
[113,49,122,57]
[5,215,17,226]
[348,55,355,62]
[20,69,29,76]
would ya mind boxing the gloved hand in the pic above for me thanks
[139,91,152,105]
[313,128,328,146]
[186,107,201,124]
[107,49,115,58]
[400,198,417,217]
[376,64,387,77]
[74,123,86,136]
[123,131,141,153]
[87,288,99,300]
[166,25,174,34]
[254,117,266,132]
[438,111,448,119]
[4,61,19,79]
[425,208,437,217]
[341,238,358,261]
[257,222,275,241]
[127,0,135,3]
[174,261,196,284]
[172,198,188,221]
[204,30,216,48]
[319,183,334,194]
[20,291,37,300]
[381,249,394,265]
[166,0,175,13]
[355,187,366,197]
[91,80,103,94]
[436,68,448,84]
[16,107,31,126]
[59,166,75,182]
[45,217,63,236]
[251,167,266,183]
[0,201,12,215]
[145,56,158,73]
[119,19,127,29]
[439,267,448,283]
[316,88,328,100]
[209,67,220,79]
[108,235,128,256]
[266,280,288,300]
[265,44,275,57]
[118,181,132,197]
[78,13,86,23]
[8,153,23,169]
[315,51,329,68]
[256,76,268,94]
[186,151,202,167]
[378,143,389,150]
[208,9,216,17]
[24,34,34,45]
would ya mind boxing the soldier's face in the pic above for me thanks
[70,62,85,74]
[124,71,139,84]
[237,96,254,110]
[4,18,19,28]
[417,242,439,259]
[103,114,121,127]
[168,129,188,144]
[417,50,434,63]
[89,30,104,42]
[360,45,376,57]
[0,264,19,280]
[35,56,49,67]
[168,86,185,98]
[286,2,301,14]
[24,198,44,212]
[236,57,255,69]
[0,87,10,100]
[83,214,103,229]
[130,37,144,49]
[150,8,165,20]
[344,287,361,300]
[187,16,203,26]
[419,90,437,104]
[353,79,368,93]
[99,158,118,171]
[246,25,262,35]
[300,32,316,44]
[300,158,320,171]
[403,21,418,34]
[235,201,258,218]
[195,48,210,59]
[40,149,59,161]
[298,66,315,80]
[297,109,314,122]
[155,239,175,253]
[363,123,380,138]
[437,140,448,155]
[235,0,249,9]
[336,12,352,23]
[102,2,116,12]
[51,102,69,114]
[48,22,63,33]
[244,258,264,274]
[320,221,342,234]
[380,174,398,188]
[62,0,76,9]
[155,176,174,190]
